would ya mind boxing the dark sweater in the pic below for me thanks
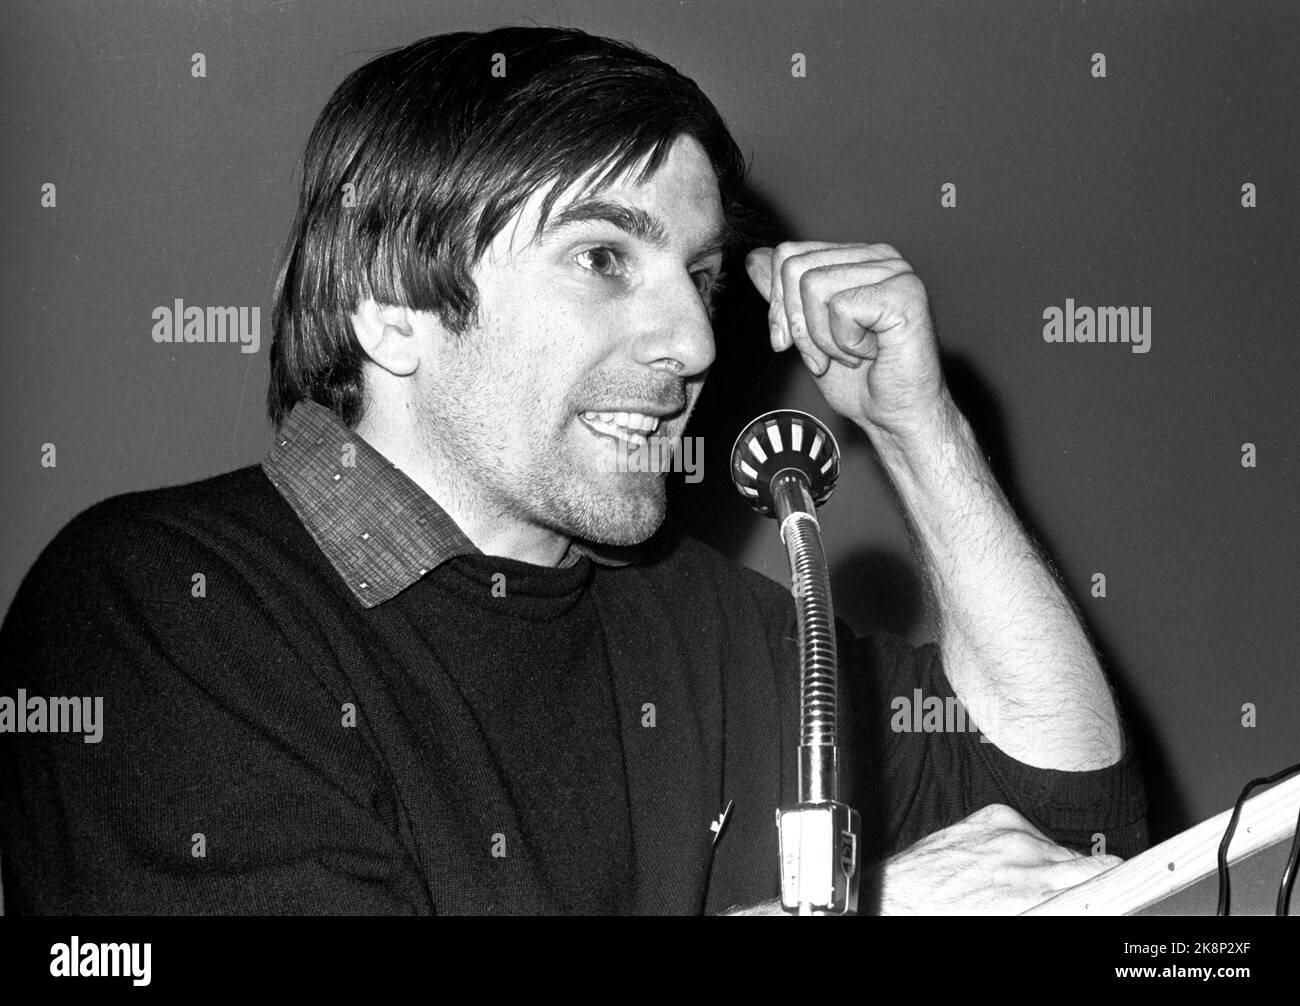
[409,552,635,914]
[0,465,1147,914]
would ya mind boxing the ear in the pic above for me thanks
[350,299,422,377]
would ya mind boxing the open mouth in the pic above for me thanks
[578,410,663,448]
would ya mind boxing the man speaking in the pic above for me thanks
[0,26,1145,915]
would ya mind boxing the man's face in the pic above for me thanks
[413,133,727,548]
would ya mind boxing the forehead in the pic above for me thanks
[493,134,726,259]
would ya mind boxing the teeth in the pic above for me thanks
[581,410,661,435]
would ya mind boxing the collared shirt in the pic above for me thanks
[261,399,633,607]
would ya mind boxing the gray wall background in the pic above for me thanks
[2,0,1296,842]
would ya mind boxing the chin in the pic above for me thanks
[581,505,666,547]
[542,470,669,547]
[585,480,669,546]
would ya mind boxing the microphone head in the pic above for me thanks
[730,409,841,517]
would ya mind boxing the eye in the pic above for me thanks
[575,246,626,278]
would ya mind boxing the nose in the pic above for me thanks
[631,268,717,377]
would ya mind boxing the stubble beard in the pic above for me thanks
[413,376,687,552]
[534,457,670,546]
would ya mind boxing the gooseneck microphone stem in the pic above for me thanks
[771,470,839,807]
[731,412,862,916]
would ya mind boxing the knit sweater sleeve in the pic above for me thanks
[739,565,1148,862]
[836,628,1148,862]
[0,506,429,915]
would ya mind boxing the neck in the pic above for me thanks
[354,403,572,567]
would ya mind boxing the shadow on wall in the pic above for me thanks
[669,183,1185,843]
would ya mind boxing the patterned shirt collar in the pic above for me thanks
[262,399,635,608]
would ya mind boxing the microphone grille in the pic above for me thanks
[730,409,841,517]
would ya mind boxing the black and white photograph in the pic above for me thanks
[0,0,1296,982]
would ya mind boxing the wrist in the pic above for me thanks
[861,391,965,475]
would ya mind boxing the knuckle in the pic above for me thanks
[1004,830,1046,857]
[797,266,824,300]
[974,802,1021,825]
[826,286,857,315]
[892,270,925,294]
[773,240,804,270]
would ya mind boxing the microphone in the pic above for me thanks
[729,409,840,517]
[731,409,861,916]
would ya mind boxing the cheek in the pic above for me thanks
[527,309,611,392]
[480,277,616,416]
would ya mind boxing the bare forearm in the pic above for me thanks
[866,394,1121,770]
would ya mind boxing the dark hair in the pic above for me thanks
[267,26,750,427]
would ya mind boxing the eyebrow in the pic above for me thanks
[541,196,732,260]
